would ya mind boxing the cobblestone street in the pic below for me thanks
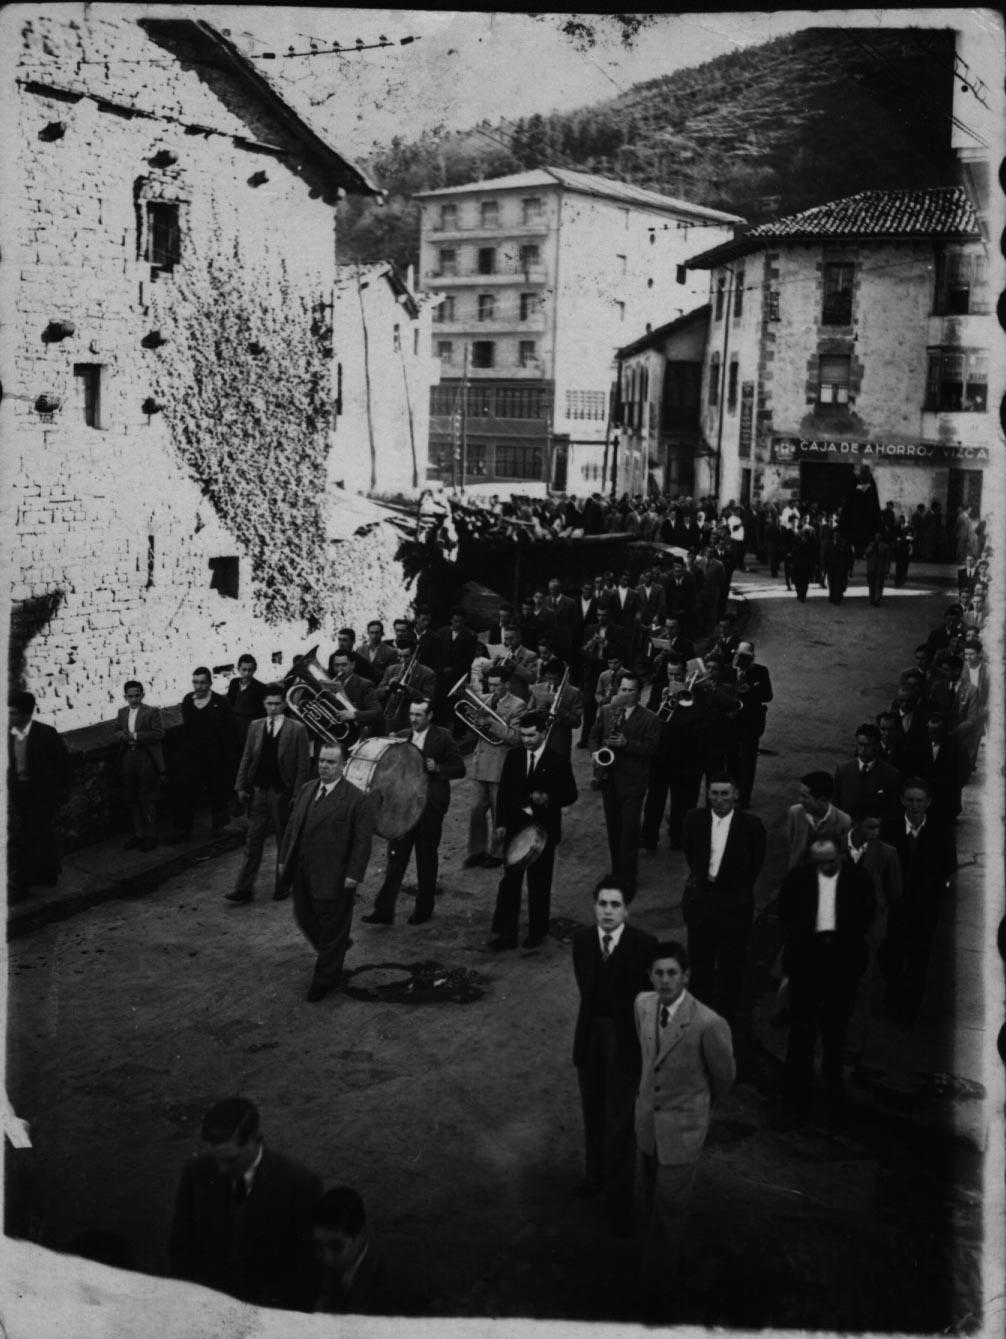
[7,567,988,1330]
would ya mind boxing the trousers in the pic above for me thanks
[639,1155,698,1298]
[491,840,556,939]
[576,1018,637,1220]
[373,807,444,919]
[121,748,160,838]
[293,878,356,990]
[234,787,291,895]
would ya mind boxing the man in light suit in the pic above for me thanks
[589,671,661,896]
[785,771,851,870]
[115,680,165,851]
[278,741,373,1002]
[681,774,766,1027]
[778,839,875,1124]
[227,684,311,905]
[634,940,735,1318]
[488,711,577,951]
[571,876,657,1235]
[363,697,466,926]
[832,723,903,820]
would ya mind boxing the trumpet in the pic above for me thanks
[449,673,520,747]
[283,646,355,744]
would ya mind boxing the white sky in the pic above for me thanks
[144,6,998,160]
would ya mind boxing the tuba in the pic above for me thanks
[282,646,356,745]
[449,673,521,747]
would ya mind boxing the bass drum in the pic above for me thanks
[344,738,428,839]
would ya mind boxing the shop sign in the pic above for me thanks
[739,382,754,459]
[771,435,990,466]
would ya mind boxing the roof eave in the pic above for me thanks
[688,227,982,269]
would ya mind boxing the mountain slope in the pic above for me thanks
[337,26,961,270]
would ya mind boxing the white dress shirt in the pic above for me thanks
[708,809,734,879]
[658,989,688,1034]
[815,869,839,933]
[598,922,625,955]
[411,727,430,750]
[127,706,140,736]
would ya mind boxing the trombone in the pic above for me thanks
[541,664,570,751]
[448,673,521,747]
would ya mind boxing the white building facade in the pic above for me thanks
[415,168,740,495]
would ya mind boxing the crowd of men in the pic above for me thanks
[7,481,992,1321]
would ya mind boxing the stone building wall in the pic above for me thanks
[6,10,409,738]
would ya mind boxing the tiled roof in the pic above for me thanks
[687,187,979,267]
[417,166,743,222]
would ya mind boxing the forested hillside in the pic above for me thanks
[337,26,960,270]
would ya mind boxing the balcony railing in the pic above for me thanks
[427,218,550,238]
[432,313,547,334]
[424,264,547,285]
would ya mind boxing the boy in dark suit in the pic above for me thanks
[571,875,656,1235]
[488,711,577,951]
[169,1096,321,1310]
[363,697,466,926]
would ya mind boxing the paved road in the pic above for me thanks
[7,566,985,1329]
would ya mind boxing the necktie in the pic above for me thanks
[232,1176,247,1206]
[660,1005,670,1029]
[601,933,612,960]
[314,784,327,805]
[269,719,275,737]
[527,751,534,778]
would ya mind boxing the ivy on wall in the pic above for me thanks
[150,239,336,625]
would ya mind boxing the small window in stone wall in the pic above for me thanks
[145,201,181,275]
[209,556,239,599]
[73,363,103,427]
[822,263,854,325]
[818,355,851,404]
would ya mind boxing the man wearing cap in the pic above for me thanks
[725,640,772,808]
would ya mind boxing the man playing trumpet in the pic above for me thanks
[589,671,661,896]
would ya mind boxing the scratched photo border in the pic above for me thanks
[1,5,1004,1337]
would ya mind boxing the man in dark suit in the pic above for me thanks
[778,838,875,1124]
[115,680,165,851]
[662,555,698,635]
[488,711,577,951]
[879,776,955,1026]
[518,591,556,652]
[546,577,576,655]
[832,723,903,820]
[326,627,374,684]
[326,649,384,745]
[528,658,583,759]
[578,607,624,747]
[681,773,767,1027]
[635,941,735,1319]
[571,875,657,1235]
[608,571,643,662]
[226,655,268,746]
[889,683,929,764]
[917,710,966,829]
[641,658,706,851]
[356,620,398,686]
[589,671,661,894]
[636,568,667,645]
[725,640,772,807]
[169,1096,321,1311]
[278,741,373,1001]
[227,684,311,905]
[435,608,481,726]
[8,689,70,898]
[170,667,238,841]
[363,697,466,926]
[568,580,599,678]
[413,607,444,676]
[876,710,912,772]
[924,604,964,655]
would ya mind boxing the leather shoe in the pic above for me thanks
[225,891,253,905]
[407,911,432,925]
[488,935,517,952]
[362,911,393,925]
[305,981,329,1003]
[522,934,546,949]
[122,836,142,851]
[271,889,289,901]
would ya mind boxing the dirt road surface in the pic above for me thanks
[7,573,984,1329]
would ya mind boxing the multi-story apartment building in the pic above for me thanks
[415,168,741,494]
[685,186,997,515]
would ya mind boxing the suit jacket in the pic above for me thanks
[880,812,955,905]
[609,585,642,636]
[548,592,576,629]
[356,640,398,685]
[235,715,311,796]
[497,741,577,844]
[278,776,374,897]
[634,991,735,1165]
[636,583,667,628]
[326,650,375,683]
[394,724,466,817]
[180,691,238,764]
[115,702,165,774]
[682,807,767,924]
[416,629,443,674]
[778,862,875,979]
[589,702,661,797]
[496,646,538,700]
[169,1144,322,1311]
[580,621,625,670]
[663,573,698,622]
[832,758,903,819]
[468,690,525,783]
[846,838,901,947]
[725,662,772,737]
[929,677,982,744]
[8,719,71,799]
[568,597,599,654]
[572,922,657,1074]
[226,676,268,728]
[375,661,438,723]
[529,682,583,757]
[785,802,851,870]
[334,672,384,736]
[435,626,481,681]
